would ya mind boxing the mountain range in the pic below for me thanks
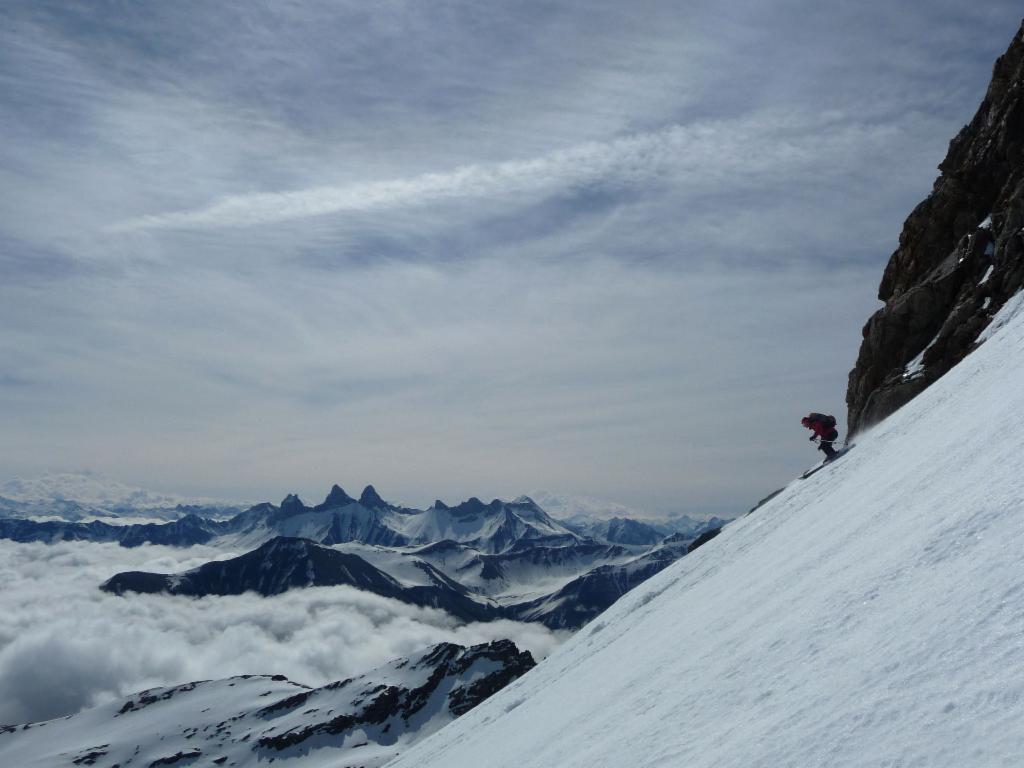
[0,483,728,630]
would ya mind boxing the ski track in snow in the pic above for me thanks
[388,295,1024,767]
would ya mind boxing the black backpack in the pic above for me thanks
[808,412,837,428]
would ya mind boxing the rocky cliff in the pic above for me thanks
[847,21,1024,434]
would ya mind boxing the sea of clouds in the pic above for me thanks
[0,540,566,725]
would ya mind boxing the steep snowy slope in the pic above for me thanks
[390,298,1024,768]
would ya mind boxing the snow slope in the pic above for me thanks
[389,297,1024,768]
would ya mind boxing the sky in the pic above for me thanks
[1,1,1021,516]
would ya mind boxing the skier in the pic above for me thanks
[801,413,839,460]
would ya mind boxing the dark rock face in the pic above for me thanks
[847,23,1024,435]
[747,487,785,515]
[445,640,536,715]
[449,497,487,517]
[686,527,722,553]
[255,640,534,753]
[272,494,307,521]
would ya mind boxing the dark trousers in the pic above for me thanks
[818,427,839,459]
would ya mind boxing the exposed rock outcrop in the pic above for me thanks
[847,22,1024,434]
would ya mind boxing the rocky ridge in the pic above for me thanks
[847,21,1024,434]
[0,641,535,768]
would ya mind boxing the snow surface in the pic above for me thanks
[901,329,942,379]
[389,295,1024,768]
[978,289,1024,343]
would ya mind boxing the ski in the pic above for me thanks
[800,444,855,479]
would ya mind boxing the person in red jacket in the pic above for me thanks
[801,413,839,459]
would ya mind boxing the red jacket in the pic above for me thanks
[803,415,838,439]
[807,420,834,439]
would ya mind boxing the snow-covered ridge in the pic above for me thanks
[0,640,535,768]
[388,295,1024,767]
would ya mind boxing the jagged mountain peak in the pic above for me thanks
[277,493,306,515]
[359,484,387,508]
[315,483,354,510]
[450,497,487,516]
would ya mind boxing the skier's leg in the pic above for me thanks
[820,441,837,459]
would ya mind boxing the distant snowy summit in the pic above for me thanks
[0,471,243,522]
[532,489,730,540]
[0,640,535,768]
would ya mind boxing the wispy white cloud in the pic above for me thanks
[111,125,688,231]
[110,112,906,233]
